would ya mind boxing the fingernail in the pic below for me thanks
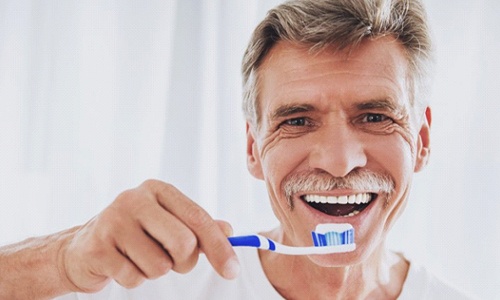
[225,225,234,237]
[223,257,240,279]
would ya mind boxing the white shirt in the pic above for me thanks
[57,248,473,299]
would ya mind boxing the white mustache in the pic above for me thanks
[283,169,395,205]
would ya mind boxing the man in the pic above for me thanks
[0,0,472,299]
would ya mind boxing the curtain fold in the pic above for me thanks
[0,0,497,298]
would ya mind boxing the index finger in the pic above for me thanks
[143,180,240,279]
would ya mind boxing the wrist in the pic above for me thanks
[56,226,86,293]
[0,226,82,299]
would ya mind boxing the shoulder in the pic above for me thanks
[398,257,476,300]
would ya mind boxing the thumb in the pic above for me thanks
[214,220,234,237]
[199,220,234,256]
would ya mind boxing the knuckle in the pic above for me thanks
[142,180,179,206]
[141,179,161,189]
[142,179,175,195]
[115,264,144,289]
[157,182,179,200]
[175,232,198,255]
[148,258,173,279]
[165,231,199,275]
[111,187,154,220]
[172,251,199,274]
[122,276,145,289]
[116,189,152,211]
[115,188,137,204]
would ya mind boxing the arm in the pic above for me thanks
[0,179,239,299]
[0,227,79,299]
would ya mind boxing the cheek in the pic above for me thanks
[377,141,413,171]
[260,142,309,234]
[369,130,416,187]
[368,133,416,232]
[259,136,310,184]
[259,137,310,215]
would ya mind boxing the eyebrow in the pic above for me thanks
[268,99,405,122]
[269,103,316,121]
[355,99,402,114]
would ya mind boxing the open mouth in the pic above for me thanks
[301,193,377,217]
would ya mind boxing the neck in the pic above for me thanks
[259,228,409,300]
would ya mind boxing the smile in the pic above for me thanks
[301,193,377,217]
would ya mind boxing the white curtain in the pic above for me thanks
[0,0,498,298]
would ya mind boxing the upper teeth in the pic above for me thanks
[303,193,372,204]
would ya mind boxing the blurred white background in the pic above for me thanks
[0,0,498,298]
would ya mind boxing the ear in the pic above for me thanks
[414,106,432,172]
[246,122,264,179]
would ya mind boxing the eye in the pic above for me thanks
[283,117,309,127]
[363,113,392,123]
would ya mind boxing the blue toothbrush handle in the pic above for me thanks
[228,235,276,250]
[228,235,261,247]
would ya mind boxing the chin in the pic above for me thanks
[307,246,368,268]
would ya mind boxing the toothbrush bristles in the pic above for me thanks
[312,228,354,247]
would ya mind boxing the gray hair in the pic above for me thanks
[242,0,434,127]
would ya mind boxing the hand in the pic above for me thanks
[57,179,240,292]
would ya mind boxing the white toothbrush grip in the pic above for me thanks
[273,243,356,255]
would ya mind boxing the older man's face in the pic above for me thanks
[246,36,431,266]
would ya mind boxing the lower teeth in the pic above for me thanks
[344,210,360,217]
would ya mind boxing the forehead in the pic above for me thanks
[257,37,410,120]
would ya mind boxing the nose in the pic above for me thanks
[308,123,367,177]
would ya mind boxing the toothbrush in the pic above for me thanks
[228,223,355,255]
